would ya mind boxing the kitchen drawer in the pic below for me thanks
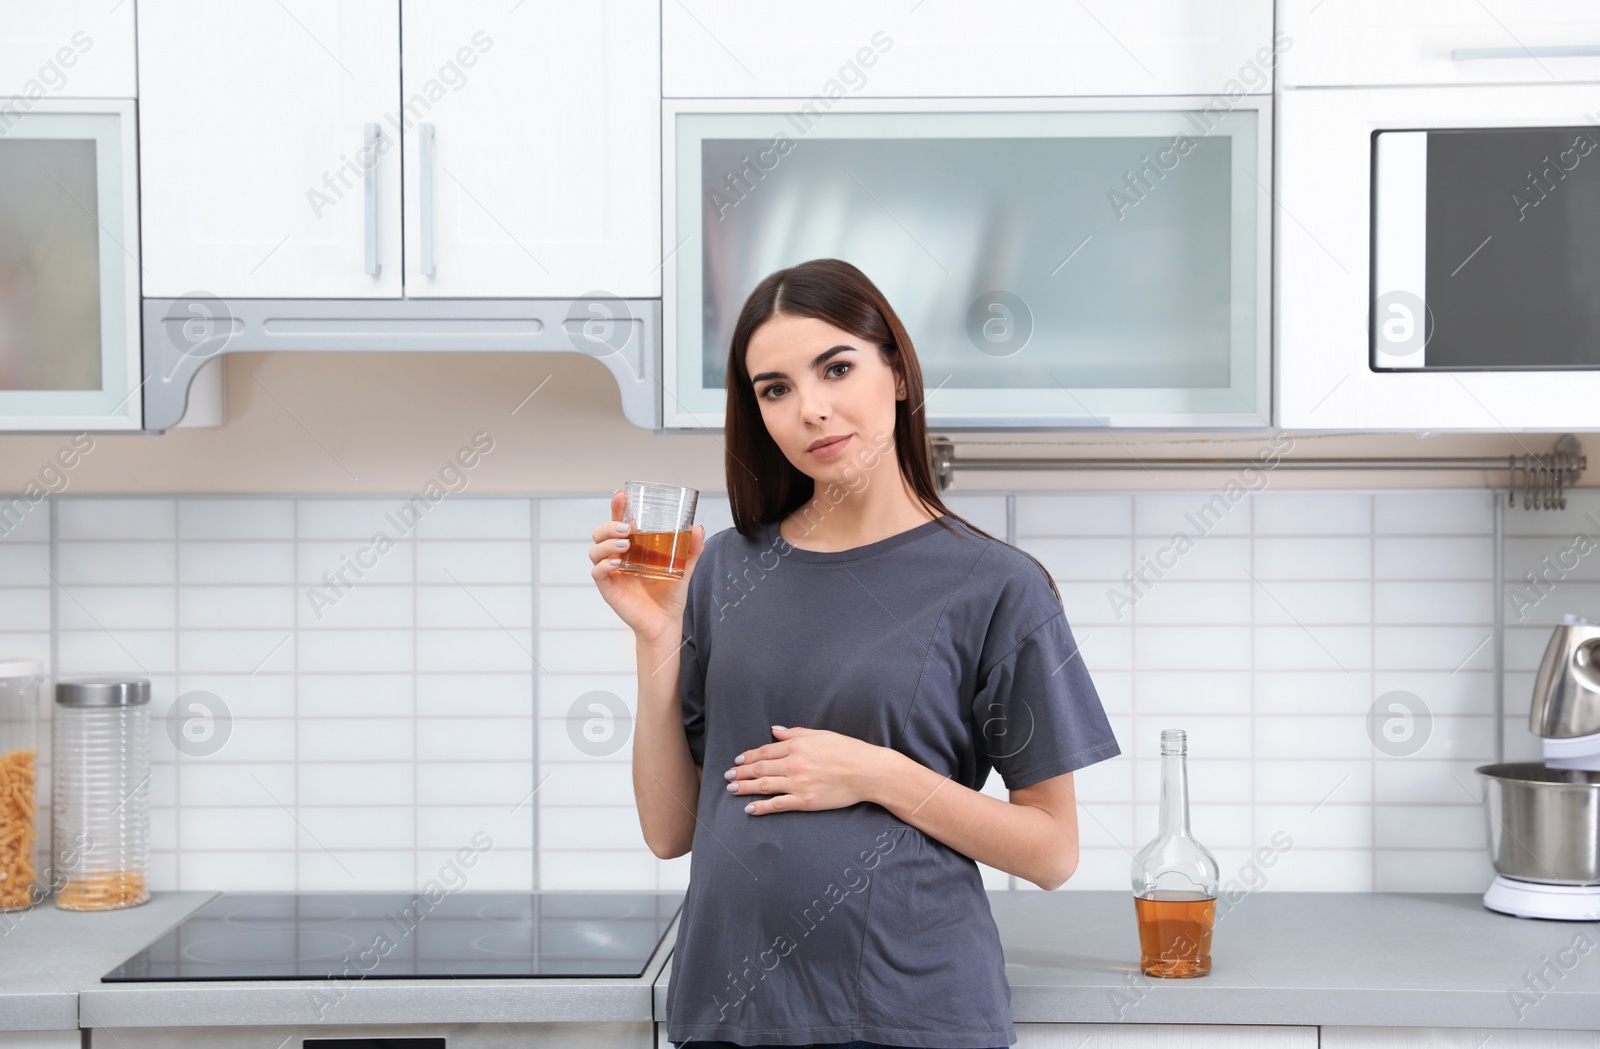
[1015,1024,1317,1048]
[1279,0,1600,87]
[92,1022,654,1048]
[663,0,1274,97]
[0,1034,78,1049]
[1322,1027,1600,1047]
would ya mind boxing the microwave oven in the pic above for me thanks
[1279,83,1600,430]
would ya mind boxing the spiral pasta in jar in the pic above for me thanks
[0,660,43,912]
[53,678,150,911]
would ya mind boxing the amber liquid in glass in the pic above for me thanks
[615,529,693,579]
[1134,890,1215,978]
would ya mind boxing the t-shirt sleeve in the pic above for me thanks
[971,579,1121,791]
[679,551,708,768]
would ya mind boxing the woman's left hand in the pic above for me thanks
[724,725,900,815]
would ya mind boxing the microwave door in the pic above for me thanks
[1371,125,1600,371]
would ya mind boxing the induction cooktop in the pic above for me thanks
[102,891,685,982]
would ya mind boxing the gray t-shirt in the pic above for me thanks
[664,513,1121,1049]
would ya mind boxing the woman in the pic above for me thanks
[589,259,1120,1049]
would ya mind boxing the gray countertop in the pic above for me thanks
[0,891,218,1031]
[6,889,1597,1032]
[1,890,674,1031]
[655,890,1600,1033]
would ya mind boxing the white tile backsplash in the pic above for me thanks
[1253,492,1372,534]
[1374,491,1495,535]
[177,541,295,585]
[57,541,176,585]
[0,487,1552,894]
[1015,493,1131,536]
[178,498,296,540]
[56,497,176,540]
[1376,536,1496,580]
[1253,536,1371,579]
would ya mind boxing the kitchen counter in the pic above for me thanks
[7,889,1596,1033]
[0,891,217,1031]
[1,890,675,1031]
[655,890,1600,1032]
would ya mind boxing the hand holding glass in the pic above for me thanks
[613,480,698,580]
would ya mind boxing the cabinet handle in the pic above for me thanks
[421,122,436,277]
[364,122,380,277]
[1452,44,1600,60]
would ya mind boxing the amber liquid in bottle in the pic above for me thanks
[1131,729,1219,978]
[614,529,693,578]
[1134,890,1215,978]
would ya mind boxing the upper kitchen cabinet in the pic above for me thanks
[400,1,660,298]
[663,0,1276,98]
[0,98,143,430]
[664,97,1272,429]
[0,1,136,98]
[137,1,405,298]
[1279,0,1600,87]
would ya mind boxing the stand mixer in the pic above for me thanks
[1477,614,1600,921]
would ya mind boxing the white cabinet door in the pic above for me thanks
[664,0,1276,98]
[1015,1024,1316,1048]
[1279,0,1600,87]
[137,0,403,298]
[0,0,136,97]
[401,0,660,298]
[1322,1027,1600,1048]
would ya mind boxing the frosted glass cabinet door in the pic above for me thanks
[662,98,1271,429]
[0,100,141,430]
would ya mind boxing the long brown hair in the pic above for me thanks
[722,257,1061,603]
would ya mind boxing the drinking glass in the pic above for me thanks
[615,480,698,580]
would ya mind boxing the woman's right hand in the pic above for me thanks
[589,489,705,647]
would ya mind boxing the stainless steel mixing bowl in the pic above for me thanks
[1476,763,1600,884]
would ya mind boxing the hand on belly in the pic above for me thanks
[722,724,901,815]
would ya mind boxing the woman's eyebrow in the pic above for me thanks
[750,345,856,384]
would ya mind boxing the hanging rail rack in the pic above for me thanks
[928,434,1587,510]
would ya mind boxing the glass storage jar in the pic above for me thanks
[53,678,150,910]
[0,660,43,911]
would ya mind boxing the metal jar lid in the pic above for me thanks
[55,678,151,708]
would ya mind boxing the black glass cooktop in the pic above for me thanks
[102,891,685,982]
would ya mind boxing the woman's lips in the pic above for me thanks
[808,434,852,458]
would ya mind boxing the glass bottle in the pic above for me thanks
[1130,728,1219,977]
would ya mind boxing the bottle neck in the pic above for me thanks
[1158,748,1190,837]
